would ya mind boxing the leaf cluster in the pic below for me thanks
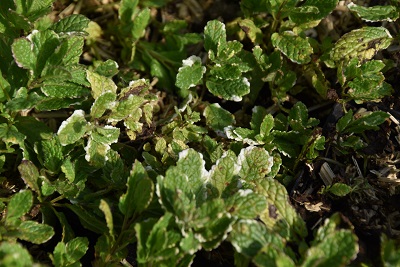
[0,0,399,266]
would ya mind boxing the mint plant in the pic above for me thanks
[0,0,399,266]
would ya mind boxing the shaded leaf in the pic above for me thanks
[53,237,89,267]
[18,161,40,194]
[6,190,33,224]
[0,242,33,267]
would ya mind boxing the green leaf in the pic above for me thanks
[14,116,53,143]
[209,150,240,197]
[6,190,32,224]
[339,110,389,134]
[41,80,88,98]
[12,30,61,78]
[330,27,392,62]
[35,97,80,111]
[206,76,250,102]
[18,160,40,194]
[86,70,117,99]
[119,0,139,24]
[35,137,64,173]
[175,55,206,96]
[11,37,36,70]
[256,178,308,241]
[0,242,33,267]
[230,220,285,258]
[288,102,319,131]
[84,139,109,167]
[119,161,154,217]
[238,19,263,44]
[326,183,352,196]
[55,159,87,199]
[301,215,358,267]
[238,146,274,183]
[203,103,235,132]
[0,70,10,102]
[289,0,339,24]
[253,244,296,267]
[209,64,242,80]
[180,231,201,254]
[44,35,85,70]
[348,78,392,103]
[57,110,88,146]
[132,8,151,40]
[258,114,274,141]
[14,0,53,21]
[271,32,313,64]
[306,135,325,160]
[204,20,227,59]
[90,91,117,119]
[381,234,400,267]
[348,3,399,22]
[158,149,209,210]
[85,126,120,166]
[99,199,115,242]
[51,14,90,35]
[91,125,120,144]
[0,123,25,147]
[95,59,119,77]
[135,213,180,264]
[226,190,267,219]
[53,237,89,267]
[17,220,54,244]
[108,94,144,122]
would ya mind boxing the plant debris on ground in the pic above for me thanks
[1,0,400,266]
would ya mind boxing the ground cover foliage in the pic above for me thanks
[1,0,400,266]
